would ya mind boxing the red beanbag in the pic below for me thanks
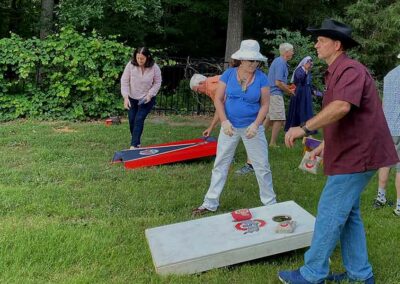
[231,208,252,222]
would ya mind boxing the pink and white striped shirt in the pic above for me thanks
[120,62,162,100]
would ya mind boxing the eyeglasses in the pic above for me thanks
[245,60,261,64]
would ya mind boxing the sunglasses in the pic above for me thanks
[246,60,261,64]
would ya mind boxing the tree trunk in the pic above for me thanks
[224,0,243,69]
[8,0,20,34]
[39,0,54,39]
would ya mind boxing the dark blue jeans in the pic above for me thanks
[127,97,155,147]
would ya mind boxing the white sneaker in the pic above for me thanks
[129,145,141,150]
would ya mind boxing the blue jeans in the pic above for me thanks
[300,171,375,283]
[127,97,155,147]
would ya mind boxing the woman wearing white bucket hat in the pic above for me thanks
[193,39,276,215]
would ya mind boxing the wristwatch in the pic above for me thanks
[300,122,312,137]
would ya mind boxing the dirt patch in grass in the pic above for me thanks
[53,126,78,133]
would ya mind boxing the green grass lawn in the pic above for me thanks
[0,116,399,283]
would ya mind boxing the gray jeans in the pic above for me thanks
[201,125,276,211]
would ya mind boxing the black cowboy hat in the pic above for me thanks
[307,19,360,49]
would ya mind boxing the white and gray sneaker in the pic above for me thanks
[235,164,254,175]
[372,198,386,209]
[393,208,400,217]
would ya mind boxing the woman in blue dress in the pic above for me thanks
[284,56,315,132]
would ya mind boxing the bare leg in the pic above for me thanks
[375,167,390,206]
[378,167,390,191]
[396,172,400,200]
[270,120,284,146]
[263,116,271,131]
[394,172,400,215]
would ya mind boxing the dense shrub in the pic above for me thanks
[0,27,132,121]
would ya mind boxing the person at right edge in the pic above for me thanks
[278,19,399,284]
[372,58,400,216]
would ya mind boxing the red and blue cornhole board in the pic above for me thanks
[302,137,323,166]
[303,137,322,152]
[112,137,217,169]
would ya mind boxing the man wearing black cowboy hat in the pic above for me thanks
[279,19,398,284]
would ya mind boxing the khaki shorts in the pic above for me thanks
[267,95,286,121]
[393,136,400,172]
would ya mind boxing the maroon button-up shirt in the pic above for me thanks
[322,54,398,175]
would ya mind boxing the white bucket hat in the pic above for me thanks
[398,53,400,59]
[231,39,267,62]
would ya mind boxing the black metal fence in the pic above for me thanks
[154,57,225,115]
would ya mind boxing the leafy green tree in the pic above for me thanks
[244,0,354,50]
[0,0,358,59]
[56,0,163,46]
[345,0,400,78]
[0,0,41,38]
[156,0,227,57]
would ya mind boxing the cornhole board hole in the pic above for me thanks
[145,200,315,275]
[112,137,217,169]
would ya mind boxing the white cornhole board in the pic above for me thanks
[145,200,315,275]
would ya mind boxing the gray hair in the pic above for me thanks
[279,43,294,54]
